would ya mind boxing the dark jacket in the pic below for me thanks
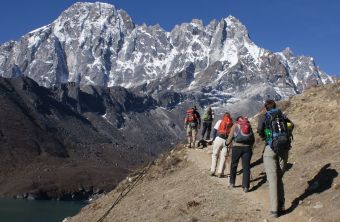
[194,110,201,126]
[184,109,201,127]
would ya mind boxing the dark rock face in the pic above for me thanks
[0,76,183,200]
[156,91,184,109]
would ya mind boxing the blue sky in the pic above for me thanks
[0,0,339,76]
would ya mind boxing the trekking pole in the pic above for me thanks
[226,144,231,186]
[250,171,254,190]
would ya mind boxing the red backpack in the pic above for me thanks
[186,108,198,123]
[234,116,253,144]
[218,114,233,138]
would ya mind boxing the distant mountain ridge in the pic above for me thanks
[0,76,183,199]
[0,2,334,115]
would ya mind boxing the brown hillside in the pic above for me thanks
[66,82,340,222]
[273,82,340,221]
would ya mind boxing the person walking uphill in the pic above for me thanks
[257,99,294,218]
[210,112,233,177]
[184,106,201,148]
[201,107,214,140]
[225,116,255,192]
[211,118,222,142]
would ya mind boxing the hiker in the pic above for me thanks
[211,118,222,142]
[184,106,201,148]
[201,107,214,140]
[257,99,294,218]
[210,112,233,177]
[225,116,255,193]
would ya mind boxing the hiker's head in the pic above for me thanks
[193,106,197,110]
[207,107,212,112]
[264,99,276,111]
[224,112,231,118]
[236,116,248,122]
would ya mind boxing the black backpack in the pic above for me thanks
[265,109,290,154]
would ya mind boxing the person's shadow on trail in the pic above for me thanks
[250,156,263,169]
[283,163,338,215]
[248,159,294,192]
[237,156,266,191]
[237,156,264,175]
[238,157,294,192]
[250,173,267,192]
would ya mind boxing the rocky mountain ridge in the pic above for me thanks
[0,2,334,116]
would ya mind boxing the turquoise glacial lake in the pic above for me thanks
[0,199,86,222]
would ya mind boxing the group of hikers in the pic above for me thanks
[184,100,294,218]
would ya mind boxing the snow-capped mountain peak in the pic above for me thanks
[0,2,334,114]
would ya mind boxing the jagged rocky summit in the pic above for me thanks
[0,2,334,115]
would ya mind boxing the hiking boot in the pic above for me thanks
[228,184,235,190]
[270,211,279,218]
[243,187,249,193]
[278,203,285,212]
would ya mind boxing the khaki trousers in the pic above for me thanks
[186,126,198,147]
[210,136,229,175]
[263,145,288,212]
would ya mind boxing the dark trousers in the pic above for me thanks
[201,122,212,140]
[229,146,252,188]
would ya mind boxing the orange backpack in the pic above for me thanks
[218,115,233,139]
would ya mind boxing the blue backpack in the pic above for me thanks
[265,109,290,154]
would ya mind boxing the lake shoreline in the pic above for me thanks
[0,198,87,222]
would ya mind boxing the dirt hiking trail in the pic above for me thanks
[68,83,340,222]
[187,146,307,222]
[68,144,326,222]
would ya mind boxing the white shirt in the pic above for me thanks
[213,119,222,130]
